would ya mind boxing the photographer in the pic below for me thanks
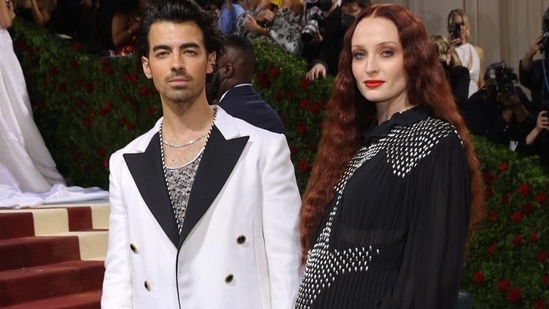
[519,6,549,108]
[302,0,369,80]
[525,108,549,167]
[463,62,536,152]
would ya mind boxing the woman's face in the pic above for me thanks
[351,16,408,109]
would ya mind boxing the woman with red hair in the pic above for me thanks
[296,4,484,308]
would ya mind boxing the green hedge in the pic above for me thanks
[10,19,549,308]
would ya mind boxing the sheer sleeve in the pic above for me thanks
[379,132,471,308]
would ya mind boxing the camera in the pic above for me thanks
[448,22,462,44]
[485,61,518,97]
[301,19,319,43]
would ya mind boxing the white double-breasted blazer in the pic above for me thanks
[101,106,302,309]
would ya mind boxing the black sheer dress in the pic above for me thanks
[296,107,471,309]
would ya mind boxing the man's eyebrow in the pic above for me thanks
[152,42,201,52]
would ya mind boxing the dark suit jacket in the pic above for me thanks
[219,84,285,134]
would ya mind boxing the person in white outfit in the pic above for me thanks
[0,0,65,194]
[101,0,302,308]
[448,8,485,98]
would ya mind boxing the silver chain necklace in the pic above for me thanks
[159,107,218,210]
[162,132,208,148]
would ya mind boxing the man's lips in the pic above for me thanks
[364,80,384,88]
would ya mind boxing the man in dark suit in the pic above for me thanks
[208,34,285,134]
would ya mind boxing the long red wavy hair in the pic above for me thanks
[299,3,485,262]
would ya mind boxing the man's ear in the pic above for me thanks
[221,63,234,79]
[142,56,152,79]
[207,52,217,74]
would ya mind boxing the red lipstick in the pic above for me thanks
[364,80,384,88]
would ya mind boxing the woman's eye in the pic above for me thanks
[353,52,365,59]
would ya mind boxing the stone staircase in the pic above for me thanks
[0,202,109,309]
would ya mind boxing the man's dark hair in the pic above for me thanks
[136,0,225,60]
[340,0,371,9]
[224,34,257,74]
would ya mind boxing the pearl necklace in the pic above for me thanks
[159,107,218,208]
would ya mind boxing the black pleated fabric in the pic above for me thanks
[296,107,471,309]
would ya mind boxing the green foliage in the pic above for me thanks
[462,136,549,308]
[10,19,549,308]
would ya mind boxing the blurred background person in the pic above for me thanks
[302,0,370,81]
[519,6,549,108]
[525,108,549,167]
[111,0,149,56]
[431,34,470,108]
[448,8,484,98]
[207,34,285,133]
[217,0,245,34]
[241,0,304,55]
[0,0,66,193]
[12,0,56,27]
[462,61,536,153]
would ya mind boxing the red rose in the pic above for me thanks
[518,183,531,196]
[473,271,484,284]
[485,187,494,199]
[502,193,510,205]
[269,66,280,78]
[103,65,113,74]
[531,231,540,242]
[487,244,496,254]
[535,193,547,203]
[508,287,521,302]
[103,159,110,169]
[148,106,156,116]
[100,57,108,65]
[71,61,80,70]
[82,117,91,128]
[513,235,522,247]
[487,211,498,221]
[37,100,46,109]
[297,124,307,136]
[523,202,534,215]
[85,82,94,93]
[126,122,136,131]
[511,211,523,223]
[48,66,58,76]
[300,99,310,110]
[297,160,309,172]
[119,117,127,125]
[535,299,545,309]
[483,171,494,183]
[497,280,510,292]
[75,99,84,108]
[310,103,321,115]
[97,146,106,157]
[73,152,82,161]
[300,78,310,89]
[286,90,294,99]
[543,275,549,286]
[72,42,82,51]
[498,162,509,171]
[537,251,548,262]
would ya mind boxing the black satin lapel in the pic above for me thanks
[124,133,179,246]
[178,126,249,246]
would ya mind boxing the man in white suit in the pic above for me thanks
[100,0,302,308]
